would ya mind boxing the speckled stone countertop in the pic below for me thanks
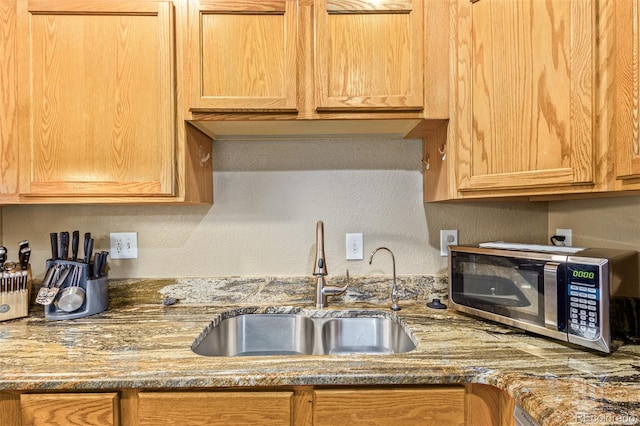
[1,276,640,426]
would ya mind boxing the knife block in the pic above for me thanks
[0,266,31,322]
[43,260,109,320]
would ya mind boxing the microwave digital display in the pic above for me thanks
[567,263,599,287]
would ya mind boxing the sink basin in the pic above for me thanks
[321,317,416,355]
[192,314,315,356]
[192,310,417,357]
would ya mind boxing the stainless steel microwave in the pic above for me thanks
[449,244,640,353]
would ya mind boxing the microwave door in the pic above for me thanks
[450,253,549,326]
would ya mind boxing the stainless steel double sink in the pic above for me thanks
[192,309,417,357]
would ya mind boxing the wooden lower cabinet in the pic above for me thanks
[20,393,119,426]
[137,391,293,426]
[314,388,465,426]
[0,385,516,426]
[465,384,515,426]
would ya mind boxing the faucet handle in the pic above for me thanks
[322,269,350,296]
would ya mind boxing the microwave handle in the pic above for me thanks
[543,262,561,330]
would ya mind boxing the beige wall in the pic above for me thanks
[548,196,640,250]
[2,138,549,279]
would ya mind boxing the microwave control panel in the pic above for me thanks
[566,263,601,340]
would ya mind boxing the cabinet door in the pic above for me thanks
[188,0,297,112]
[455,0,595,194]
[20,393,118,426]
[17,0,175,197]
[137,391,293,426]
[0,0,18,203]
[314,388,465,426]
[315,0,424,111]
[615,0,640,190]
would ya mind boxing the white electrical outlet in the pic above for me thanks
[110,232,138,259]
[346,233,363,260]
[440,230,458,256]
[555,228,573,246]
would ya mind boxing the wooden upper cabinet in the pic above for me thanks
[1,0,19,203]
[315,0,424,111]
[455,0,596,194]
[17,0,176,198]
[615,0,640,191]
[188,0,298,112]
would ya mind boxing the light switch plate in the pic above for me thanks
[346,233,363,260]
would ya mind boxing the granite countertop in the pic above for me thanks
[1,277,640,426]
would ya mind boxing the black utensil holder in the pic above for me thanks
[44,259,109,320]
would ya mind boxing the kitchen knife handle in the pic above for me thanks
[71,231,79,261]
[93,252,102,278]
[85,238,94,265]
[19,247,31,270]
[83,233,92,263]
[61,231,69,260]
[50,233,59,260]
[99,251,109,276]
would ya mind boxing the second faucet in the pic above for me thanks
[369,247,401,311]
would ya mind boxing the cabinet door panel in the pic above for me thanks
[1,0,18,202]
[138,391,292,426]
[456,0,595,193]
[20,393,118,426]
[314,388,465,426]
[615,0,640,187]
[18,0,175,197]
[315,0,424,111]
[189,0,297,111]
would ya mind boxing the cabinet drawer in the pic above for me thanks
[138,391,293,426]
[314,387,465,425]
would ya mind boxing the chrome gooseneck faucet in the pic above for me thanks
[313,221,349,308]
[369,247,400,311]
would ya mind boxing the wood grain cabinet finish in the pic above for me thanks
[17,0,176,198]
[314,387,465,426]
[0,0,18,203]
[452,0,596,196]
[188,0,426,116]
[0,385,515,426]
[20,393,119,426]
[615,0,640,191]
[188,0,298,112]
[314,0,424,112]
[137,391,293,426]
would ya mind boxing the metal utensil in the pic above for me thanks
[55,266,85,313]
[36,265,70,306]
